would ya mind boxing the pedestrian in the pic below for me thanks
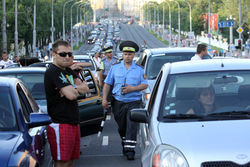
[102,41,148,160]
[191,44,208,60]
[0,51,13,68]
[99,44,118,89]
[44,40,89,167]
[93,51,101,69]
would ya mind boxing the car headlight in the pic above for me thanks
[152,145,189,167]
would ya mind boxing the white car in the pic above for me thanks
[73,55,99,80]
[137,47,196,106]
[131,59,250,167]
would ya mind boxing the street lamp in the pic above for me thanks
[164,1,172,46]
[170,0,180,47]
[181,0,192,33]
[51,0,54,44]
[15,0,18,56]
[63,0,74,40]
[2,0,7,53]
[33,0,36,57]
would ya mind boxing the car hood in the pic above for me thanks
[36,99,47,114]
[158,120,250,166]
[0,132,21,167]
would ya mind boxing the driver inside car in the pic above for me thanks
[187,86,216,115]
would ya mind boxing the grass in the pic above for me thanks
[73,41,85,51]
[149,30,169,45]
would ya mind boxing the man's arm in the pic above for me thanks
[102,83,111,109]
[122,83,148,94]
[99,70,104,88]
[60,86,78,100]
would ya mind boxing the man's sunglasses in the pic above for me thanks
[56,52,73,57]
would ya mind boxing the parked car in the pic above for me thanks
[0,77,52,167]
[136,47,196,106]
[131,59,250,167]
[0,67,105,137]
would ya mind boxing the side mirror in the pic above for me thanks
[27,113,51,128]
[130,108,148,123]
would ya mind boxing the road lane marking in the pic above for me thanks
[102,136,109,146]
[106,115,111,120]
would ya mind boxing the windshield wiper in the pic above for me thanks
[163,114,204,119]
[207,111,250,118]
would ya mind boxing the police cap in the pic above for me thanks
[119,40,139,52]
[102,45,113,53]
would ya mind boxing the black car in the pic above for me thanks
[0,67,105,137]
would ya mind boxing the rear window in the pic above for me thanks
[146,52,195,79]
[74,59,95,71]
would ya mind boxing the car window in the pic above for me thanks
[74,59,95,71]
[148,71,163,116]
[159,70,250,121]
[0,73,45,100]
[145,52,195,79]
[0,86,18,131]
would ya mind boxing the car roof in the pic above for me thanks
[145,47,196,55]
[74,55,91,59]
[0,67,46,73]
[0,77,19,87]
[163,59,250,74]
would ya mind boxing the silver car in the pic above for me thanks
[137,47,196,106]
[131,59,250,167]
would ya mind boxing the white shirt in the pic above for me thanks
[191,54,202,61]
[93,57,101,68]
[0,59,13,68]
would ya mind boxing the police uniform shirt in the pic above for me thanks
[104,60,148,103]
[100,56,118,76]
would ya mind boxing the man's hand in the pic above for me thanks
[102,100,109,109]
[76,81,89,94]
[121,84,133,94]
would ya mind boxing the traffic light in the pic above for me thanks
[236,39,242,49]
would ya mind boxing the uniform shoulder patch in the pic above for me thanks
[136,63,144,69]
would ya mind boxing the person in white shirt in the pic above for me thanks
[0,52,13,68]
[93,51,101,69]
[191,44,208,60]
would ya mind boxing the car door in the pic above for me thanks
[17,83,50,166]
[77,69,105,137]
[140,71,163,151]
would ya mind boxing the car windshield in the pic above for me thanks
[160,70,250,122]
[74,59,95,71]
[0,73,45,100]
[0,87,18,131]
[146,52,195,79]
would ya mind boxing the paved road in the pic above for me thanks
[75,24,166,167]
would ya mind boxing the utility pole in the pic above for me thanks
[51,0,54,44]
[2,0,7,53]
[15,0,19,57]
[208,0,211,51]
[33,0,37,57]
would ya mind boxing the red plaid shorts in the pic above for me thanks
[47,123,80,161]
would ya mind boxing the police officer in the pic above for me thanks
[102,41,148,160]
[99,45,118,89]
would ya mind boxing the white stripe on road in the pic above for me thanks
[102,136,109,146]
[106,115,111,120]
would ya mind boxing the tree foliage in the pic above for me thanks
[1,0,92,53]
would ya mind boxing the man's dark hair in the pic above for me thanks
[197,44,207,54]
[52,40,70,53]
